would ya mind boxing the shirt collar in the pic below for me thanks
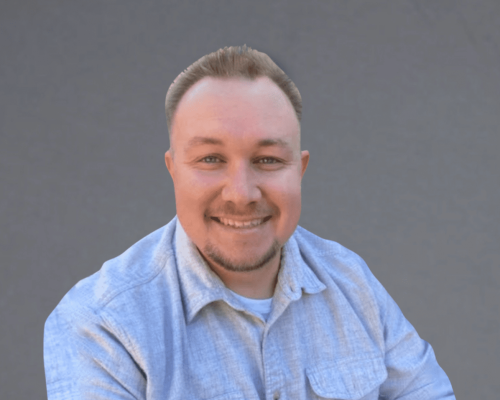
[172,216,326,323]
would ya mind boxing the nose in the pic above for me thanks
[221,161,262,205]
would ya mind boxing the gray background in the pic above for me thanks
[1,0,499,398]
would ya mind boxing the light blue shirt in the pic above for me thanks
[44,216,455,399]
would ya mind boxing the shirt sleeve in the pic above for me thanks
[372,283,456,399]
[378,292,456,400]
[44,302,147,400]
[351,252,456,400]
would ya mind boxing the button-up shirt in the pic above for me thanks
[44,216,455,399]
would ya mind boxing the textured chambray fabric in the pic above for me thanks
[44,216,455,399]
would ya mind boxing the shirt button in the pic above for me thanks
[273,391,280,400]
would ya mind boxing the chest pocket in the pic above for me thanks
[306,356,387,400]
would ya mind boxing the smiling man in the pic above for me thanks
[165,73,309,301]
[44,45,455,399]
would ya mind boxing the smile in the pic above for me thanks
[211,216,272,228]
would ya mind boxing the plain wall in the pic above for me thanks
[1,0,499,398]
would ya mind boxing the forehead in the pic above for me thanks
[172,76,299,148]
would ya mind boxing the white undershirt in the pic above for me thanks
[229,290,273,320]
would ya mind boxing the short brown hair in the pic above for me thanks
[165,45,302,147]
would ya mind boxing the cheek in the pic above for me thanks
[271,172,302,196]
[269,177,302,214]
[281,191,302,219]
[184,170,222,188]
[174,172,219,208]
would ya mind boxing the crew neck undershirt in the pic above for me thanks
[229,290,273,320]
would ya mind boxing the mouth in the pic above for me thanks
[210,215,272,229]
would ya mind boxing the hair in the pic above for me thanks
[165,45,302,153]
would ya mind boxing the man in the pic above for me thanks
[44,45,455,399]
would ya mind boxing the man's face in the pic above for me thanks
[165,76,309,273]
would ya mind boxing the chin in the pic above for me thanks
[204,238,281,273]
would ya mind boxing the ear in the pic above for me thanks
[165,149,175,179]
[300,150,310,178]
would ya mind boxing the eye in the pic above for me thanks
[257,157,280,164]
[200,156,222,164]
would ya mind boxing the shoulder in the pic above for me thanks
[44,218,181,386]
[47,218,178,324]
[293,225,387,305]
[294,225,370,276]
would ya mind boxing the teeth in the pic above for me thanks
[218,217,265,228]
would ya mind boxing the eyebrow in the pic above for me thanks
[186,136,291,149]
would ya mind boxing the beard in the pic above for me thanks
[201,238,282,273]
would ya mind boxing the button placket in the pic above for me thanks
[262,325,283,400]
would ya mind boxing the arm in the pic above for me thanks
[349,251,456,400]
[44,303,146,400]
[378,287,456,399]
